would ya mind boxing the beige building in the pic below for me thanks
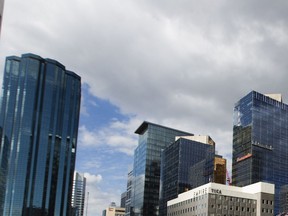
[104,206,125,216]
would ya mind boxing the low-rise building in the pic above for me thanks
[167,182,274,216]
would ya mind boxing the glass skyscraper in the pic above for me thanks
[131,121,193,216]
[232,91,288,214]
[159,136,215,216]
[0,53,81,216]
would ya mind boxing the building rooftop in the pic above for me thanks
[135,121,194,135]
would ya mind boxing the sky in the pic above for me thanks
[1,0,288,215]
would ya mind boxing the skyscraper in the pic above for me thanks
[232,91,288,214]
[159,135,215,216]
[124,170,133,216]
[0,53,81,215]
[72,172,86,216]
[131,121,193,216]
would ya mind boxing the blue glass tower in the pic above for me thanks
[0,54,81,216]
[159,136,215,216]
[131,121,193,216]
[232,91,288,214]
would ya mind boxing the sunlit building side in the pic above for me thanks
[72,172,86,216]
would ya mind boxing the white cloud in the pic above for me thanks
[83,172,121,216]
[78,118,140,155]
[84,172,103,184]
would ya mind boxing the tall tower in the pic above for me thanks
[0,53,81,215]
[232,91,288,214]
[131,121,193,216]
[72,172,86,216]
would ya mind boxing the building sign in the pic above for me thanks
[236,153,252,162]
[211,189,222,194]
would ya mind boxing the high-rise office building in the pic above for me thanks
[232,91,288,214]
[0,53,81,215]
[72,172,86,216]
[121,192,127,208]
[125,170,133,216]
[0,0,4,34]
[159,135,216,216]
[131,121,193,216]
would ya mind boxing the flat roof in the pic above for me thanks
[135,121,194,135]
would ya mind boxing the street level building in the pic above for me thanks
[131,121,193,216]
[0,54,81,215]
[167,182,274,216]
[232,91,288,213]
[159,135,216,216]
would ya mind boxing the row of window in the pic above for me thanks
[262,199,273,205]
[169,194,208,209]
[211,204,255,212]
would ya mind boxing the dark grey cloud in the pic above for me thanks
[1,0,287,150]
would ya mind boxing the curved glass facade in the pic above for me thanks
[0,54,81,216]
[232,91,288,214]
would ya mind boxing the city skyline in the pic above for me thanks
[1,0,288,215]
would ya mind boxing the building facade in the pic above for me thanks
[125,170,133,216]
[104,207,125,216]
[131,121,193,216]
[232,91,288,214]
[213,155,226,184]
[159,136,216,216]
[121,192,127,208]
[167,182,275,216]
[72,172,86,216]
[0,53,81,215]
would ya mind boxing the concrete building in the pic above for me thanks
[232,91,288,213]
[167,182,275,216]
[72,172,86,216]
[104,206,125,216]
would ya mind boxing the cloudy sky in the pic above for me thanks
[1,0,288,215]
